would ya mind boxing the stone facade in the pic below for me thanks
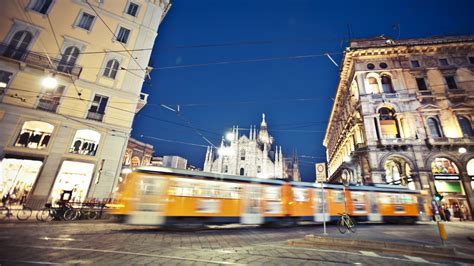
[0,0,170,208]
[204,114,285,179]
[323,36,474,217]
[123,137,154,168]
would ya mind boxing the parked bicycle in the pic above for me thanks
[337,212,356,234]
[0,204,32,221]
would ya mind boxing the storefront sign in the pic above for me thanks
[434,175,460,180]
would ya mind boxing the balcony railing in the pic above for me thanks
[427,136,474,145]
[86,111,104,122]
[0,42,82,77]
[36,98,59,113]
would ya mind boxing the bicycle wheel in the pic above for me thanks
[16,206,33,221]
[337,217,347,234]
[37,208,52,222]
[63,209,79,221]
[347,216,357,233]
[86,210,99,220]
[0,208,13,220]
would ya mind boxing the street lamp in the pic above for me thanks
[42,76,57,89]
[343,156,351,163]
[225,132,234,141]
[458,147,467,154]
[0,82,7,88]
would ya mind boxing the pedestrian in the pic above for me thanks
[445,206,451,222]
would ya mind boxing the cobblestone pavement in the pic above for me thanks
[0,221,471,265]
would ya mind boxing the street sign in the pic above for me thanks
[315,163,327,182]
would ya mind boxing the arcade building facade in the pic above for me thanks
[323,36,474,218]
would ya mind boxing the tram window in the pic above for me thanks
[169,178,241,199]
[351,192,366,212]
[264,186,281,201]
[332,191,344,203]
[379,193,391,204]
[293,188,308,202]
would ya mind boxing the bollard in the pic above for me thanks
[437,222,447,244]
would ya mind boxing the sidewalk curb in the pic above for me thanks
[287,235,474,263]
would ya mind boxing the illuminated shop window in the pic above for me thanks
[69,129,100,156]
[15,121,54,149]
[379,108,400,138]
[431,158,459,175]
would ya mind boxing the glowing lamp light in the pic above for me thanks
[225,132,234,141]
[42,76,57,89]
[343,156,351,163]
[458,147,467,154]
[0,82,7,88]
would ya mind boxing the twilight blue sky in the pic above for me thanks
[132,0,474,182]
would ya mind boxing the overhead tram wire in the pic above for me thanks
[85,0,148,78]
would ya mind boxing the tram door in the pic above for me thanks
[313,189,329,222]
[240,184,263,224]
[128,176,168,225]
[368,192,382,221]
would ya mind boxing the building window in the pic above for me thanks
[240,168,245,176]
[87,94,108,122]
[411,60,420,68]
[439,58,449,66]
[240,149,245,160]
[126,2,139,17]
[379,108,399,138]
[415,78,428,91]
[116,27,131,44]
[69,129,101,156]
[14,121,54,149]
[445,76,457,90]
[427,117,442,138]
[37,85,65,113]
[57,46,80,73]
[458,116,473,137]
[367,63,375,70]
[367,77,380,94]
[0,70,13,91]
[30,0,53,14]
[381,75,394,93]
[103,59,119,79]
[379,62,388,69]
[4,31,33,60]
[469,57,474,65]
[76,12,95,31]
[431,158,459,175]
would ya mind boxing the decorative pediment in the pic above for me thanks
[239,135,249,142]
[417,103,441,112]
[449,103,474,111]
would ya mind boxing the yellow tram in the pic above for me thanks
[113,166,432,226]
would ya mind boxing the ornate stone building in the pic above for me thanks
[0,0,170,207]
[123,137,154,169]
[323,36,474,217]
[204,114,285,179]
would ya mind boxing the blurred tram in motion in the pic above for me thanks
[113,166,432,226]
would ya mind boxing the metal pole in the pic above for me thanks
[321,181,327,235]
[343,186,348,214]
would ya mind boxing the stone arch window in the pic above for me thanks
[367,77,380,94]
[240,149,245,160]
[4,31,33,60]
[384,157,413,189]
[431,157,459,175]
[457,116,473,137]
[381,74,395,93]
[467,159,474,177]
[69,129,101,156]
[240,168,245,176]
[103,59,120,79]
[379,107,399,138]
[427,117,443,138]
[58,46,80,73]
[15,121,54,149]
[131,156,141,167]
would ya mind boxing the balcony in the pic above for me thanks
[427,136,474,147]
[36,98,59,113]
[0,43,82,78]
[86,111,104,122]
[446,88,467,102]
[136,92,148,113]
[376,138,421,150]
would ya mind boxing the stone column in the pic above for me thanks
[460,171,474,220]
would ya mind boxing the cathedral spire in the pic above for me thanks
[258,113,272,145]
